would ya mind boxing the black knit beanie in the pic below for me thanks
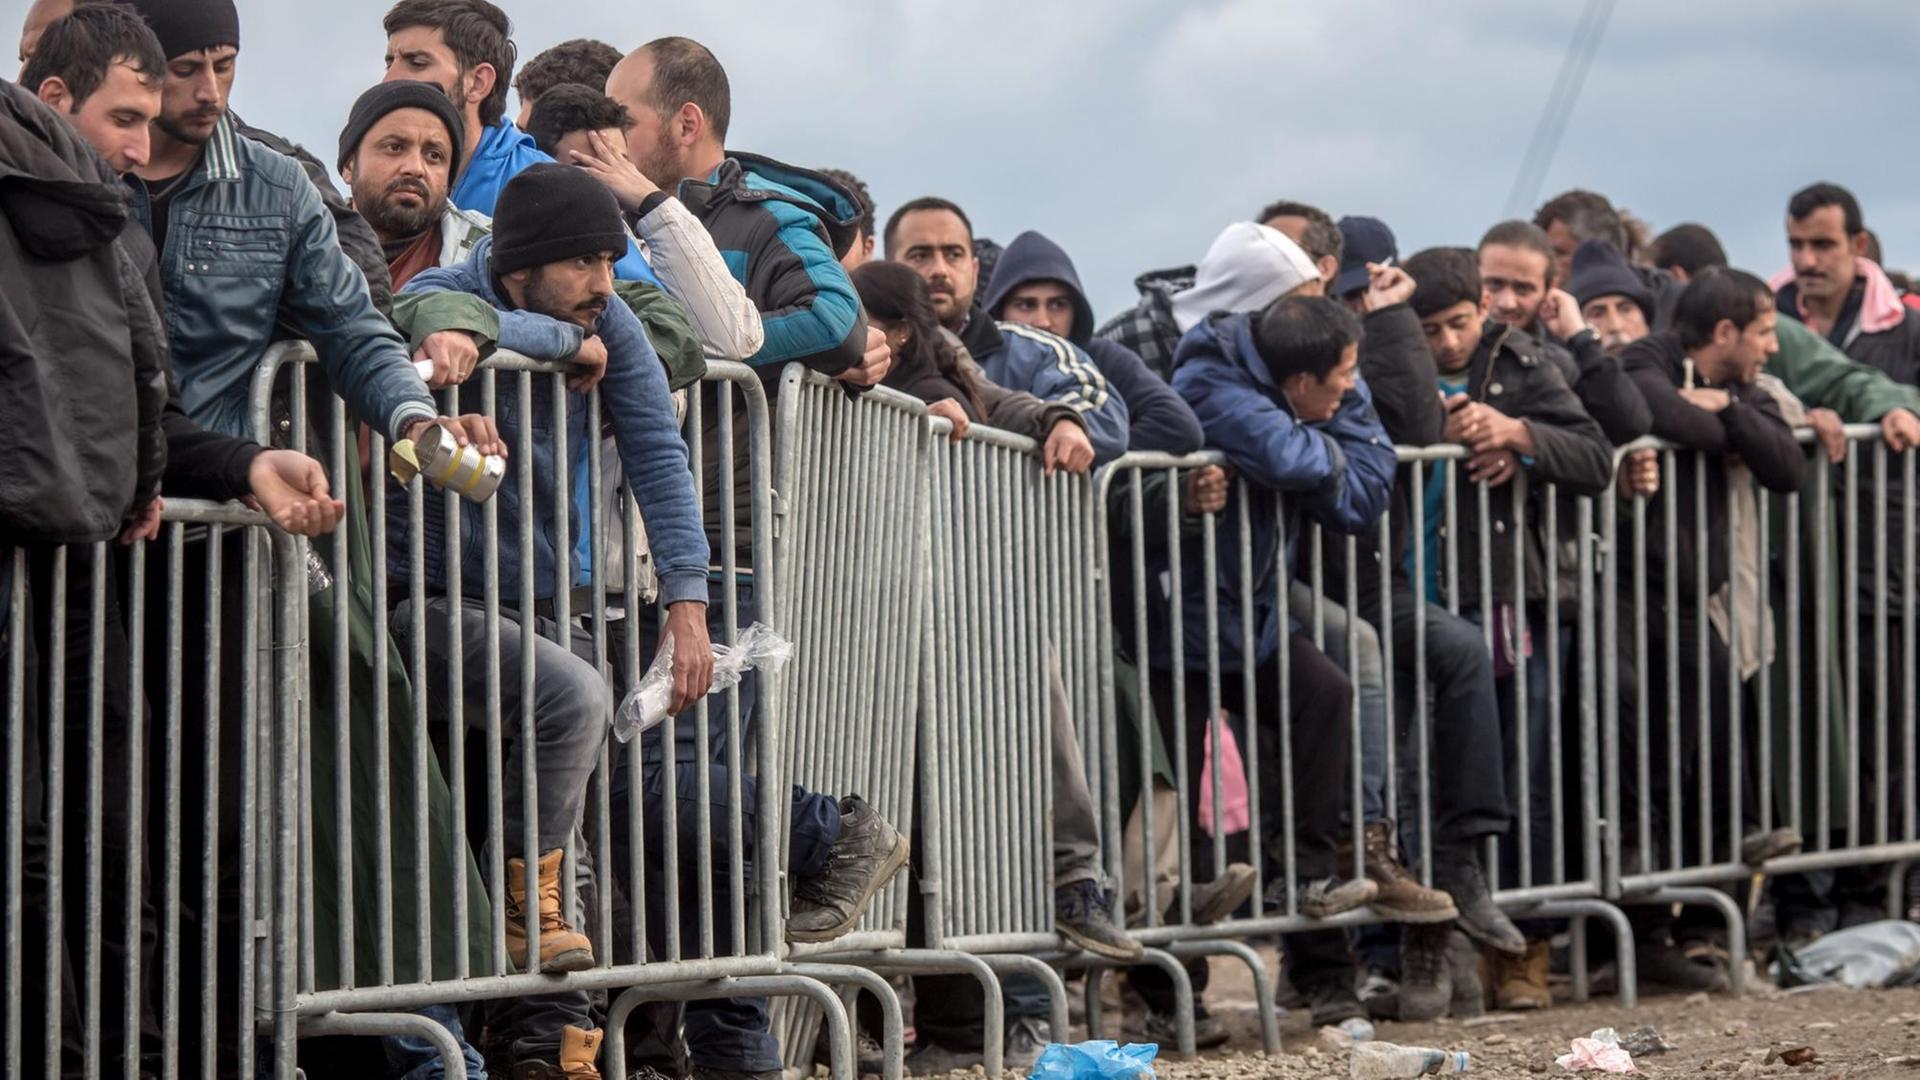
[490,163,628,276]
[336,81,467,180]
[1567,238,1656,325]
[125,0,239,60]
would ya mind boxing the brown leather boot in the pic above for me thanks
[1348,821,1458,923]
[504,850,594,973]
[1491,939,1552,1011]
[508,1025,604,1079]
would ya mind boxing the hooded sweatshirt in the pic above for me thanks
[982,230,1204,454]
[1170,222,1319,334]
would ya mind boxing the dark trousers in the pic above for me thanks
[2,543,160,1077]
[1128,633,1356,1016]
[1384,583,1512,848]
[601,580,844,1074]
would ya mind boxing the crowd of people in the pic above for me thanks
[5,0,1920,1078]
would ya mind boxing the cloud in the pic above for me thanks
[233,0,1920,316]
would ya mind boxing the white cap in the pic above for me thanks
[1171,222,1321,334]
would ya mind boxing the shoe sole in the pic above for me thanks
[1058,921,1145,963]
[1191,865,1257,924]
[786,832,911,944]
[1369,900,1460,924]
[537,947,596,973]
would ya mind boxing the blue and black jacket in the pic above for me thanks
[675,152,867,376]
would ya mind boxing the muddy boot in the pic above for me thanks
[1431,845,1524,955]
[1276,875,1379,919]
[787,796,911,944]
[505,850,594,973]
[1347,821,1458,924]
[1395,923,1451,1021]
[1057,880,1144,962]
[1446,929,1485,1019]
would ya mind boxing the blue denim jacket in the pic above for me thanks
[394,236,709,607]
[123,113,436,441]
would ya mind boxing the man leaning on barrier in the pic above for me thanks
[400,165,908,1080]
[1404,245,1615,1010]
[3,13,346,1070]
[1166,294,1395,1029]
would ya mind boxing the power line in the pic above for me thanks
[1505,0,1617,218]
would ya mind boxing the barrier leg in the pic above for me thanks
[1166,940,1280,1055]
[787,962,904,1080]
[1082,968,1107,1040]
[804,950,1006,1077]
[1889,859,1912,920]
[1644,886,1748,997]
[980,954,1069,1046]
[1132,949,1194,1059]
[298,1011,469,1080]
[1569,916,1589,1003]
[1525,899,1636,1006]
[604,976,854,1080]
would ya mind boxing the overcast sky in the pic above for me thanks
[126,0,1920,315]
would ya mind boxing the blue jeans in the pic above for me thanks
[384,1004,487,1080]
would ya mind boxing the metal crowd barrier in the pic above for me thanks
[242,343,854,1080]
[1603,426,1920,947]
[1,500,301,1080]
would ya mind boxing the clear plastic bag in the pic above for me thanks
[612,622,793,742]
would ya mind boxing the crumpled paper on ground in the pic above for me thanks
[1556,1028,1639,1073]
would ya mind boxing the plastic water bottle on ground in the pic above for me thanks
[1338,1016,1375,1043]
[1350,1040,1469,1078]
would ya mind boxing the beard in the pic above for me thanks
[154,106,220,147]
[525,268,608,329]
[355,175,444,242]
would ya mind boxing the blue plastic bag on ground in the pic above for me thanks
[1029,1040,1159,1080]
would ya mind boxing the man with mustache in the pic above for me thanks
[399,165,910,1080]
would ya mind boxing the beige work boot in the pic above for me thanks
[507,1024,604,1079]
[505,850,595,973]
[1345,821,1459,923]
[1489,939,1552,1011]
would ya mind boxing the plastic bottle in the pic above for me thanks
[1349,1041,1470,1079]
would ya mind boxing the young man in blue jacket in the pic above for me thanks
[380,0,659,283]
[1167,295,1398,1028]
[886,198,1131,467]
[399,165,908,1079]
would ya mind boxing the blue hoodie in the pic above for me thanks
[1156,312,1396,670]
[450,119,661,286]
[394,235,709,607]
[983,230,1204,455]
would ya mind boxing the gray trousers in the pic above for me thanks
[394,596,607,858]
[1049,642,1103,888]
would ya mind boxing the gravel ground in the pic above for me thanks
[1113,952,1920,1079]
[888,942,1920,1079]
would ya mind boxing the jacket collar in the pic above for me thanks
[957,311,1004,360]
[200,112,242,183]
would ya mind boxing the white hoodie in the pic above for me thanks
[1170,222,1321,334]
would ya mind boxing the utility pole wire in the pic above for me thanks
[1505,0,1617,218]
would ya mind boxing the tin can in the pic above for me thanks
[395,423,506,502]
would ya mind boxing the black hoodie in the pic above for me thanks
[982,230,1204,454]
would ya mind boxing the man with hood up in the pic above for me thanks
[1097,220,1322,381]
[983,230,1203,453]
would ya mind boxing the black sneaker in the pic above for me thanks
[1141,1006,1231,1051]
[811,1030,887,1075]
[788,796,910,944]
[1432,850,1525,956]
[689,1069,779,1080]
[1056,880,1144,962]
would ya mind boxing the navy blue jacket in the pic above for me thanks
[983,229,1204,455]
[1158,313,1396,670]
